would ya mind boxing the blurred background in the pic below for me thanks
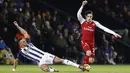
[0,0,130,65]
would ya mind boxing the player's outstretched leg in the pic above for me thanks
[53,56,91,72]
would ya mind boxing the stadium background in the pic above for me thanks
[0,0,130,65]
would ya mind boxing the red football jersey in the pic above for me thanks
[77,5,117,42]
[81,21,96,42]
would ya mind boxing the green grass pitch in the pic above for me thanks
[0,65,130,73]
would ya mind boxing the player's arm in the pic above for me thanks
[94,21,122,38]
[13,21,29,38]
[12,51,21,72]
[77,0,87,24]
[12,58,18,72]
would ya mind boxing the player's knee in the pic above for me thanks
[89,57,94,63]
[86,50,91,56]
[53,56,63,63]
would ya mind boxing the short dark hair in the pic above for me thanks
[84,10,93,16]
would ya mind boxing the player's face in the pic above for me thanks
[85,14,93,22]
[19,38,27,47]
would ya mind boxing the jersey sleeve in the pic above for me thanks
[16,51,26,64]
[94,20,116,35]
[77,6,85,24]
[16,51,21,59]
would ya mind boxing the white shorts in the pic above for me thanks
[38,52,56,67]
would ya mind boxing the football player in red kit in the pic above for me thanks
[77,0,121,71]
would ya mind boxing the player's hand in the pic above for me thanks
[114,33,122,39]
[82,0,87,6]
[13,21,19,27]
[12,68,16,72]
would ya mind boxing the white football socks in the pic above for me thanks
[62,59,79,68]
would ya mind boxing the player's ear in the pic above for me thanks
[84,15,87,19]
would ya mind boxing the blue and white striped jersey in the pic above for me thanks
[18,43,45,63]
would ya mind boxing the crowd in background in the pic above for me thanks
[0,0,130,65]
[89,0,130,25]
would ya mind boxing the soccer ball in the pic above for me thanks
[84,64,91,72]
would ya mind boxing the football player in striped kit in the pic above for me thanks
[12,21,90,72]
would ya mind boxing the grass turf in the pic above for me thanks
[0,65,130,73]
